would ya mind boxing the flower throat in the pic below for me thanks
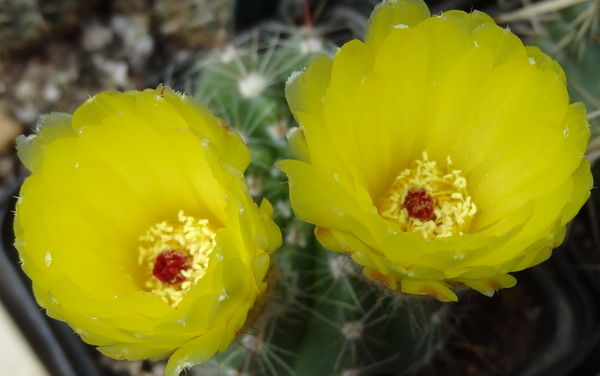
[379,152,477,239]
[138,211,217,307]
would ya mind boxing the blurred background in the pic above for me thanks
[0,0,599,375]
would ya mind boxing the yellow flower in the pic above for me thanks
[277,0,592,302]
[14,87,281,375]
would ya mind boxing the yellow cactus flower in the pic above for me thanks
[277,0,592,302]
[14,87,282,375]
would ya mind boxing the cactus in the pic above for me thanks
[180,7,450,376]
[12,1,590,375]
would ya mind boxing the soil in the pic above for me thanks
[418,279,548,376]
[0,0,232,197]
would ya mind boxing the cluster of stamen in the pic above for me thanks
[379,152,477,239]
[138,211,217,307]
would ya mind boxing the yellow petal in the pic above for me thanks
[454,273,517,297]
[286,53,333,120]
[365,0,430,51]
[15,87,281,370]
[286,127,311,163]
[279,0,590,301]
[401,279,458,302]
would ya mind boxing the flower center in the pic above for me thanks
[153,249,190,285]
[138,210,217,307]
[403,187,435,221]
[379,152,477,239]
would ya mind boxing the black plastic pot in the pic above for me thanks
[0,179,103,376]
[513,234,600,376]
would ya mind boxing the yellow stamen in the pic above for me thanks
[379,152,477,239]
[139,210,217,307]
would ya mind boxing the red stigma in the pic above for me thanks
[403,188,436,221]
[153,250,190,285]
